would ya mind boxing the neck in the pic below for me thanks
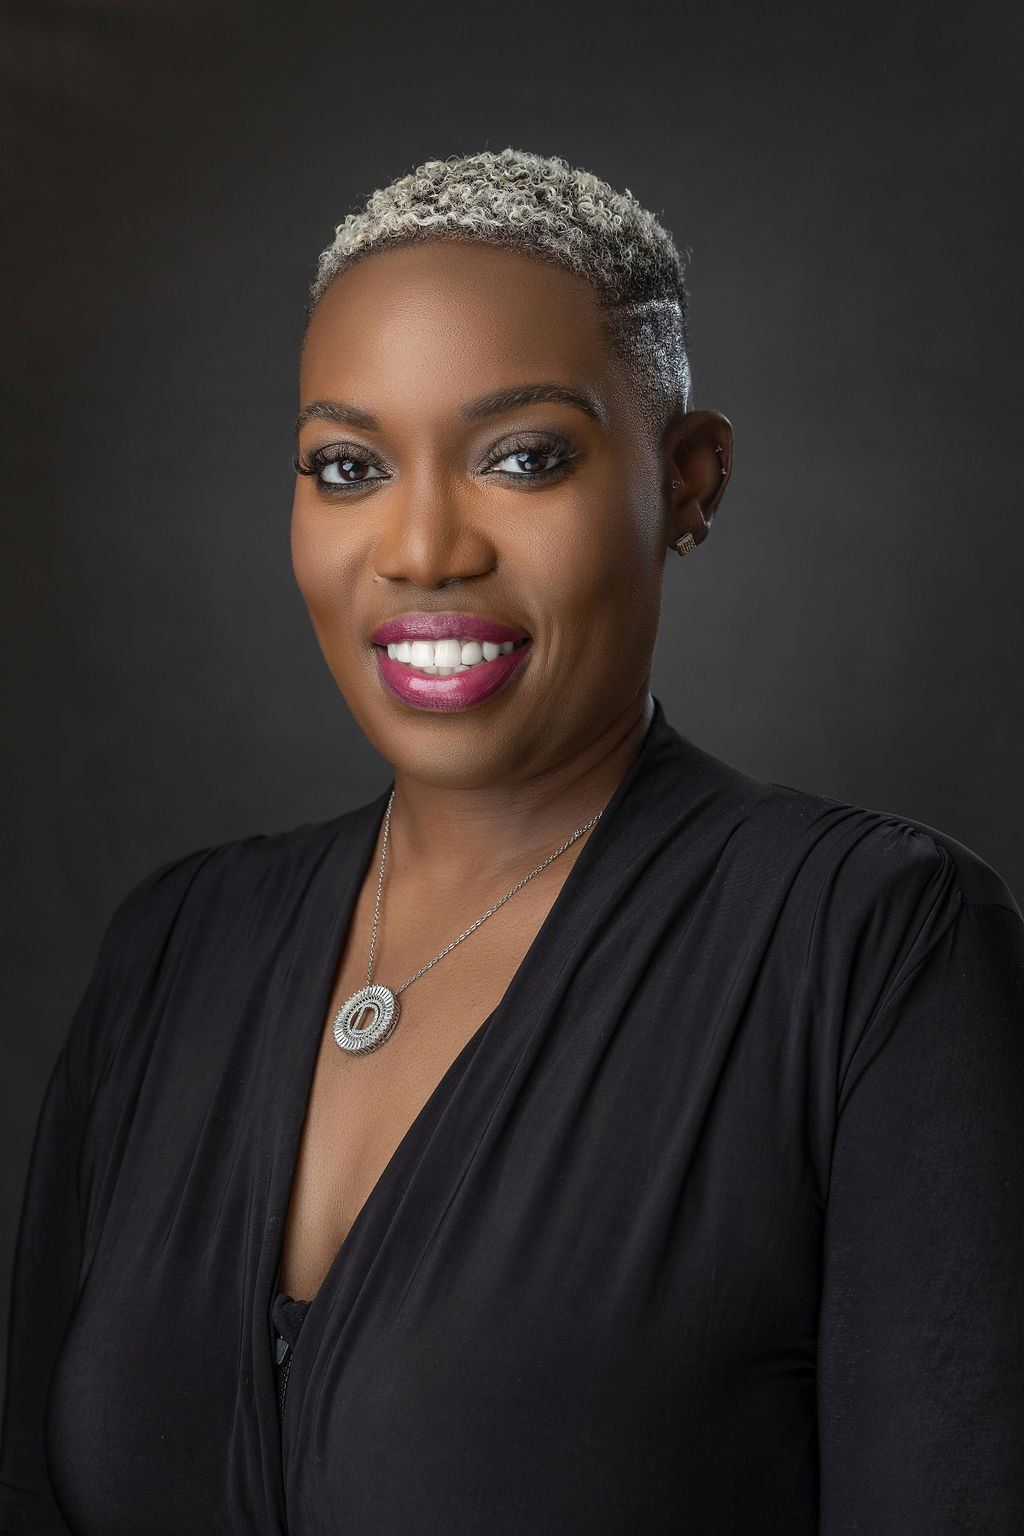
[384,690,655,893]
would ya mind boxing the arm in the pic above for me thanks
[0,1042,83,1536]
[0,851,205,1535]
[817,895,1024,1531]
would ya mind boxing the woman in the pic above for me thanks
[2,148,1022,1534]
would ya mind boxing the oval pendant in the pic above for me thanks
[332,983,401,1054]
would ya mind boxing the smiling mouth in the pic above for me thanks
[373,636,531,676]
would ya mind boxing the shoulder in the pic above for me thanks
[730,766,1022,924]
[675,741,1022,1028]
[662,721,1018,922]
[698,769,1023,1103]
[727,772,1023,1048]
[60,805,375,1111]
[85,799,378,990]
[99,820,321,951]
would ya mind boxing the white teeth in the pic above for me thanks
[433,638,464,668]
[385,636,522,673]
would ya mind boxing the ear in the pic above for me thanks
[662,409,733,552]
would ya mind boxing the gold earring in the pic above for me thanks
[671,478,700,555]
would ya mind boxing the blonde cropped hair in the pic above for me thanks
[306,148,694,437]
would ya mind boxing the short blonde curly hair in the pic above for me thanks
[306,148,694,436]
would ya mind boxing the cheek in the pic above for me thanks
[523,464,661,640]
[289,501,373,688]
[290,497,351,622]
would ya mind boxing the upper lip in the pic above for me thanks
[370,612,531,646]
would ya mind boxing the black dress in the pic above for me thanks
[2,696,1023,1534]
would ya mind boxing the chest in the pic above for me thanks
[275,858,575,1302]
[50,810,830,1535]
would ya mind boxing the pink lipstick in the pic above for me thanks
[370,612,529,646]
[370,611,533,713]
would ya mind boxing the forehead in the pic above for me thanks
[300,240,621,415]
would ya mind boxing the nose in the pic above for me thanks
[371,469,496,589]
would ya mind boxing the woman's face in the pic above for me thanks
[293,239,698,790]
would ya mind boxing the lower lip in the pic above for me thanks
[374,641,532,712]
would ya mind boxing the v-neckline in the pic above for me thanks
[266,777,506,1322]
[271,984,501,1315]
[263,697,676,1431]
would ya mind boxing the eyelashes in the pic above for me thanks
[293,431,579,495]
[292,446,388,491]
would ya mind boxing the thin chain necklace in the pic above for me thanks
[332,788,603,1054]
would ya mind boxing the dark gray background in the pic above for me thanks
[2,0,1021,1386]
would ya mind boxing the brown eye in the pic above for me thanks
[294,445,391,492]
[481,433,577,481]
[489,446,564,475]
[319,456,386,486]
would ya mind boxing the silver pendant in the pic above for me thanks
[332,983,401,1054]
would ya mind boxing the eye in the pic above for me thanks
[481,433,577,483]
[293,444,390,493]
[321,457,386,487]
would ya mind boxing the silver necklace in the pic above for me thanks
[332,789,603,1054]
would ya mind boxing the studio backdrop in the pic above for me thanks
[2,0,1021,1396]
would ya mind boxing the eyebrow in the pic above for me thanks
[293,382,606,440]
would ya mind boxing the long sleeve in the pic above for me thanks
[817,890,1024,1531]
[0,1040,83,1536]
[0,854,202,1536]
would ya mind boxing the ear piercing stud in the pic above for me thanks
[671,444,727,554]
